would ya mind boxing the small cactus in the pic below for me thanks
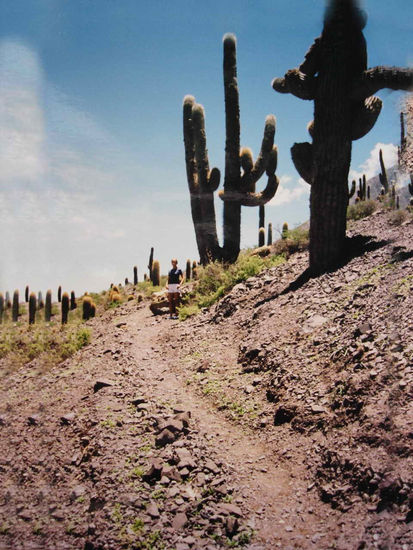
[25,286,29,303]
[0,292,4,324]
[152,260,160,286]
[125,278,129,285]
[267,222,273,245]
[58,286,62,303]
[45,290,52,322]
[61,292,69,324]
[133,266,138,285]
[28,292,37,324]
[148,247,154,279]
[258,227,265,247]
[282,222,289,240]
[90,302,96,318]
[70,291,77,310]
[396,195,400,210]
[379,149,389,195]
[186,259,191,281]
[143,274,148,282]
[83,296,93,320]
[12,290,19,322]
[367,185,370,200]
[5,291,11,309]
[192,260,198,280]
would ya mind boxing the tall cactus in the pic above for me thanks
[133,266,138,286]
[83,296,93,321]
[0,293,4,324]
[5,291,11,309]
[45,290,52,322]
[183,34,279,264]
[61,292,69,324]
[186,259,191,281]
[148,247,154,280]
[379,148,389,195]
[57,285,62,303]
[272,0,413,274]
[25,286,29,303]
[12,290,19,322]
[29,292,36,325]
[258,205,265,247]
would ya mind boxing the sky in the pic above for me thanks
[0,0,412,296]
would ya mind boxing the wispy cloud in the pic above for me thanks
[268,175,310,206]
[349,142,398,182]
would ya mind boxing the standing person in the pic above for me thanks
[167,258,183,319]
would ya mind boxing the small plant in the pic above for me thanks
[389,209,409,226]
[61,292,70,324]
[347,199,378,221]
[12,290,19,322]
[29,292,37,325]
[45,290,52,322]
[151,260,160,286]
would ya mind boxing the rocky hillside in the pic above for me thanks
[0,209,412,550]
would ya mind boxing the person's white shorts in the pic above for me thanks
[168,284,180,294]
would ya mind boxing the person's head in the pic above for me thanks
[171,258,178,268]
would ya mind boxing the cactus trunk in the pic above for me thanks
[29,293,36,324]
[45,290,52,322]
[133,266,138,285]
[12,290,19,322]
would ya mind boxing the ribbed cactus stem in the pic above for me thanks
[152,260,160,286]
[12,290,19,322]
[0,293,4,324]
[134,266,138,285]
[267,222,273,245]
[45,290,52,322]
[29,292,36,325]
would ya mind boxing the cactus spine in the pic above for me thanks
[152,260,160,286]
[61,292,69,324]
[29,292,37,325]
[133,266,138,285]
[45,290,52,322]
[0,293,4,324]
[267,222,273,246]
[12,290,19,322]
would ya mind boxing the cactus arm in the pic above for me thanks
[240,174,279,207]
[291,142,314,185]
[351,95,382,140]
[298,37,321,76]
[249,115,276,184]
[272,69,316,100]
[350,67,413,101]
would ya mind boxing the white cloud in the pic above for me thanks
[349,142,398,182]
[268,175,310,206]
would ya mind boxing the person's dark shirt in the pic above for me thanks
[168,268,182,284]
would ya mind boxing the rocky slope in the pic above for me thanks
[0,209,412,550]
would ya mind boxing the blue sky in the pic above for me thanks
[0,0,412,295]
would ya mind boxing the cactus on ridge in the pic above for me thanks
[25,286,29,303]
[152,260,160,287]
[57,286,62,303]
[29,292,37,325]
[12,290,19,322]
[70,291,77,310]
[61,293,69,324]
[267,223,273,246]
[45,290,52,322]
[186,260,191,281]
[134,266,138,286]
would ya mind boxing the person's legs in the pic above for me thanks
[172,292,180,317]
[167,292,174,318]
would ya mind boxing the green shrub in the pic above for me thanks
[178,252,284,319]
[347,199,378,220]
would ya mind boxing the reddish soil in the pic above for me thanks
[1,209,412,550]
